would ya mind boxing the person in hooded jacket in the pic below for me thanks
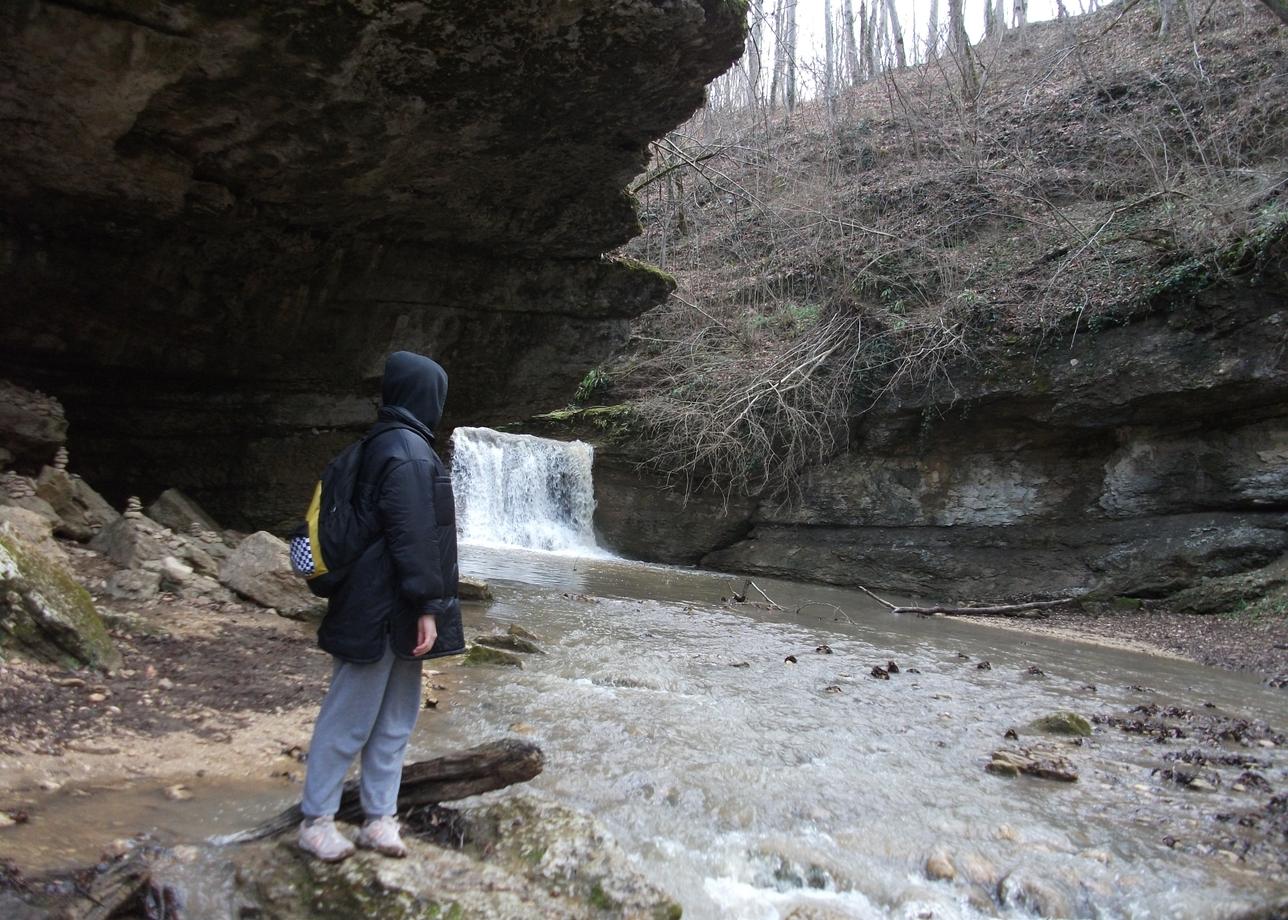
[298,351,466,862]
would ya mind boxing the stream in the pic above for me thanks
[3,429,1286,918]
[424,545,1288,919]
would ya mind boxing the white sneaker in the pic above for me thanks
[298,815,355,862]
[355,815,408,858]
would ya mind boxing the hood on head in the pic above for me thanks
[381,351,448,430]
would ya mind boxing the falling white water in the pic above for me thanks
[450,427,606,556]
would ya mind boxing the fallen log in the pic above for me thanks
[216,738,544,844]
[855,585,1077,618]
[892,598,1075,618]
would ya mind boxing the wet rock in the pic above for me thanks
[998,868,1073,918]
[924,849,956,881]
[816,644,833,654]
[146,488,223,539]
[1029,711,1092,737]
[0,381,66,469]
[986,748,1078,782]
[218,531,324,621]
[507,624,539,641]
[0,525,120,670]
[1024,665,1045,677]
[886,660,900,674]
[870,665,890,679]
[463,645,524,669]
[976,660,992,670]
[458,576,494,601]
[474,634,543,655]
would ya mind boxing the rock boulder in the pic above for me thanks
[0,380,66,470]
[0,524,120,670]
[219,531,324,621]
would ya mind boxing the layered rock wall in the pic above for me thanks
[0,0,745,529]
[595,255,1288,600]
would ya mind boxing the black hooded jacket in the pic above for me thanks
[317,351,465,663]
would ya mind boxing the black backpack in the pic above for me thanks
[288,425,403,597]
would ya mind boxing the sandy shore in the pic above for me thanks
[955,603,1287,687]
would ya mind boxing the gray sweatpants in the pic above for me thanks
[300,639,423,819]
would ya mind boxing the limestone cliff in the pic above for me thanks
[0,0,746,528]
[586,250,1288,601]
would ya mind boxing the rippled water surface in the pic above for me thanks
[419,545,1288,919]
[4,545,1284,918]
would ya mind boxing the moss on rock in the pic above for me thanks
[0,529,120,670]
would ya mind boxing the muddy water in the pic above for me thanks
[3,545,1285,918]
[424,546,1287,919]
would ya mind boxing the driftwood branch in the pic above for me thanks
[745,579,782,609]
[856,585,1078,619]
[216,739,544,845]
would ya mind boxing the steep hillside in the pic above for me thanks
[576,0,1288,605]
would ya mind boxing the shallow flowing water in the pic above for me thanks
[415,545,1288,919]
[3,544,1285,917]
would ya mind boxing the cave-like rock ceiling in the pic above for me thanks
[0,0,745,527]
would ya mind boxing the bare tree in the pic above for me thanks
[825,0,837,109]
[886,0,908,69]
[769,0,785,111]
[994,0,1009,37]
[784,0,799,111]
[746,0,765,111]
[1014,0,1028,39]
[948,0,968,51]
[862,0,876,79]
[927,0,941,59]
[843,0,861,82]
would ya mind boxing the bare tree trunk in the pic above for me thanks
[948,0,976,95]
[865,0,875,77]
[885,0,908,68]
[948,0,967,51]
[769,0,785,111]
[746,0,764,111]
[876,0,888,73]
[860,1,873,80]
[1158,0,1175,34]
[843,0,861,83]
[984,0,996,39]
[1014,0,1027,39]
[1055,0,1069,18]
[927,0,940,59]
[993,0,1009,38]
[784,0,798,112]
[824,0,836,111]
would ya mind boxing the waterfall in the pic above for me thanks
[450,427,604,555]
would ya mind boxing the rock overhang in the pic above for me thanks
[0,0,746,527]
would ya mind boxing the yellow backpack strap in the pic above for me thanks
[305,481,329,577]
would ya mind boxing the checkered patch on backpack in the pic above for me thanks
[289,534,316,577]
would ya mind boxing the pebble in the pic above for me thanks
[38,779,61,792]
[158,678,174,690]
[88,693,107,703]
[0,813,14,829]
[164,784,193,801]
[925,851,956,881]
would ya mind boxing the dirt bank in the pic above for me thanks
[0,560,460,800]
[958,603,1288,688]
